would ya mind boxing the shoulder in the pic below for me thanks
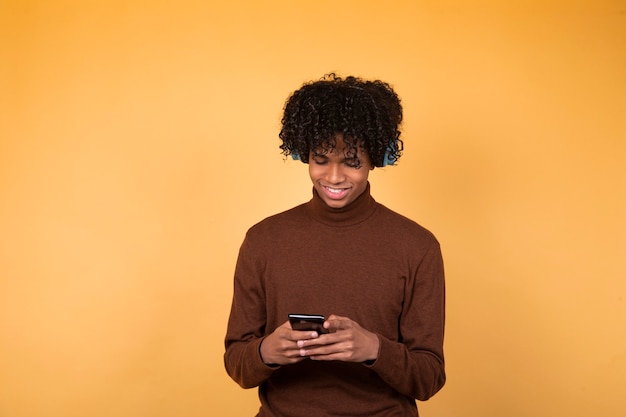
[245,202,309,238]
[374,202,440,248]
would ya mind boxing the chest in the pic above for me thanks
[262,228,410,336]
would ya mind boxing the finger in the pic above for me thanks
[307,347,355,361]
[326,315,352,331]
[309,343,366,362]
[300,339,349,356]
[290,330,320,341]
[296,333,334,348]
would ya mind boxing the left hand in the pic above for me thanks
[295,314,380,363]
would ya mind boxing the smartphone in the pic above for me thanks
[288,313,329,334]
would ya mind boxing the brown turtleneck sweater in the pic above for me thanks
[224,184,445,416]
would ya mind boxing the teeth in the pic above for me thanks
[326,187,344,194]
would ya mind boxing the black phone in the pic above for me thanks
[288,313,329,334]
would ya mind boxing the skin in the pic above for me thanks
[308,134,374,209]
[259,135,380,366]
[259,315,380,365]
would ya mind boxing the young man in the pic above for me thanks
[224,74,446,416]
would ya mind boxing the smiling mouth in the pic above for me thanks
[326,186,345,194]
[322,185,350,199]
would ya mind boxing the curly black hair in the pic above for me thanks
[279,73,404,167]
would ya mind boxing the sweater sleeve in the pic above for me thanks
[223,232,277,388]
[368,242,446,400]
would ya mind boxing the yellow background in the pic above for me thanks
[1,1,625,416]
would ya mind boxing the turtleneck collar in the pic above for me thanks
[306,182,378,226]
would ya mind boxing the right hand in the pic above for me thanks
[259,321,322,365]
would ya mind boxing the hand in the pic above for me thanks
[295,314,380,363]
[259,321,322,366]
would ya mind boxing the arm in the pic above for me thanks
[223,234,315,388]
[369,243,446,400]
[223,235,275,388]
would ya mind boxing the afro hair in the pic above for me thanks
[279,73,404,167]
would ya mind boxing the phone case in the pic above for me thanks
[288,314,329,334]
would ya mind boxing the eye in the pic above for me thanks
[344,158,361,168]
[312,156,328,165]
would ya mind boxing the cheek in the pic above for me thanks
[308,165,321,181]
[354,170,370,184]
[308,162,329,176]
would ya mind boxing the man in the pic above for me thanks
[224,74,446,416]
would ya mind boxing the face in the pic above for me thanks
[308,135,374,209]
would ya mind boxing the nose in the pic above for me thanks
[326,162,345,184]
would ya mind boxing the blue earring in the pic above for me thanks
[291,151,300,161]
